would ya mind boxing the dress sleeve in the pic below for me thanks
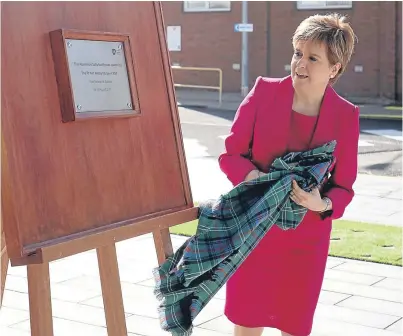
[218,76,263,186]
[322,105,360,219]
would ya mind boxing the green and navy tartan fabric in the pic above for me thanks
[153,141,337,336]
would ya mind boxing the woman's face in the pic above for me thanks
[291,39,340,93]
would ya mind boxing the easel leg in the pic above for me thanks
[27,263,54,336]
[97,244,127,336]
[153,228,173,264]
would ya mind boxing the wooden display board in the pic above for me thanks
[1,2,198,335]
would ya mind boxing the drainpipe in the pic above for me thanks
[394,1,400,103]
[266,1,271,77]
[241,1,249,97]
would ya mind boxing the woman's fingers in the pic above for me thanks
[290,190,302,205]
[292,181,308,200]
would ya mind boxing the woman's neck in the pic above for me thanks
[292,88,326,116]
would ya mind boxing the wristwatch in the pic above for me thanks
[320,197,331,213]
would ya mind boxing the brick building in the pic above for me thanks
[161,1,402,103]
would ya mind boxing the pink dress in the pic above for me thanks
[224,111,332,336]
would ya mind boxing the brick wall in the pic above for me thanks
[162,1,401,101]
[378,1,399,100]
[162,2,245,91]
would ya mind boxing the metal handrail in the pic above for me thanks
[171,66,222,105]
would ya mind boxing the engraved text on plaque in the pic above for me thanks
[65,39,133,113]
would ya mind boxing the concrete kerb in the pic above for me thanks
[359,114,402,121]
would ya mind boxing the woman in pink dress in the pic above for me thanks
[219,13,359,336]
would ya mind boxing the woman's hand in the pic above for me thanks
[290,180,327,212]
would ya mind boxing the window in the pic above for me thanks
[296,1,352,9]
[183,1,231,12]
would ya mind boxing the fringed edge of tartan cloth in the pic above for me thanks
[153,140,337,336]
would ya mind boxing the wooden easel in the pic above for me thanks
[2,208,198,336]
[1,2,198,335]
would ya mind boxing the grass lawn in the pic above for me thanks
[170,219,402,266]
[385,106,402,111]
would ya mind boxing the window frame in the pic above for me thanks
[296,1,353,10]
[183,1,231,13]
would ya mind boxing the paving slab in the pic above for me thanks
[332,261,403,279]
[10,317,109,336]
[0,306,29,327]
[382,190,402,200]
[2,290,30,311]
[322,279,403,303]
[197,315,240,334]
[336,296,403,316]
[373,278,403,291]
[47,259,99,283]
[125,313,171,336]
[312,317,402,335]
[197,315,285,335]
[49,282,101,303]
[1,275,28,293]
[325,257,347,269]
[324,268,384,286]
[197,313,402,336]
[386,318,403,333]
[59,275,103,294]
[314,303,400,329]
[318,291,351,305]
[191,328,233,336]
[0,326,30,336]
[49,300,109,327]
[124,313,231,336]
[81,285,159,319]
[343,196,401,217]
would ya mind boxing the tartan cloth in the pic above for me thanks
[153,141,337,336]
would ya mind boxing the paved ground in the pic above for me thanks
[1,234,402,336]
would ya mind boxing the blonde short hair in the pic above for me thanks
[292,13,357,84]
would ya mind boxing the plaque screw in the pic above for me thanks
[118,44,122,50]
[67,42,72,48]
[127,103,132,108]
[76,104,82,110]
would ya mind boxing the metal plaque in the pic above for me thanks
[65,39,133,113]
